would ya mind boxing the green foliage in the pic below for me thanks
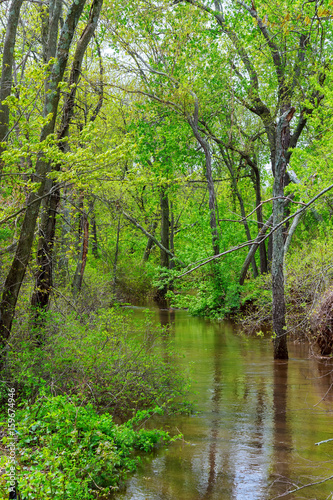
[0,395,179,499]
[7,307,190,418]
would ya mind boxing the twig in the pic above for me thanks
[271,474,333,498]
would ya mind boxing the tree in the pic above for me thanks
[0,0,89,350]
[181,0,329,358]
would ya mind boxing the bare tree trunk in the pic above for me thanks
[121,210,184,266]
[169,202,175,271]
[31,179,60,313]
[222,150,258,277]
[283,211,303,275]
[58,192,71,282]
[90,198,99,258]
[267,232,273,270]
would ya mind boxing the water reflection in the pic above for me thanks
[270,361,292,497]
[198,325,223,499]
[114,310,333,500]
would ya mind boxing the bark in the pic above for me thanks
[31,178,60,313]
[58,193,71,282]
[283,210,303,275]
[0,0,24,183]
[0,0,87,346]
[267,232,273,269]
[272,108,295,360]
[169,202,175,270]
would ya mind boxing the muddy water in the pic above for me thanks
[115,308,333,500]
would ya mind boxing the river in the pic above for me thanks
[114,307,333,500]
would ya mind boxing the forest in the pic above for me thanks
[0,0,333,498]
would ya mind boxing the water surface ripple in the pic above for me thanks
[115,309,333,500]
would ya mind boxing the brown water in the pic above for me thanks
[115,308,333,500]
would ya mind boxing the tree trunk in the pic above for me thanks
[187,99,220,256]
[272,108,295,360]
[0,0,24,184]
[72,208,89,296]
[112,216,121,295]
[239,215,273,286]
[251,163,268,274]
[169,202,175,271]
[267,232,273,270]
[0,0,87,346]
[90,198,99,258]
[31,179,60,314]
[121,210,184,266]
[223,152,258,277]
[142,221,158,262]
[58,192,71,282]
[160,187,170,269]
[31,0,103,318]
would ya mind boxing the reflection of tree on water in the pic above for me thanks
[198,326,240,500]
[199,328,223,499]
[314,358,333,404]
[159,308,175,331]
[270,361,292,497]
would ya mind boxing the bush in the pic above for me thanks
[310,288,333,355]
[0,395,180,499]
[6,308,190,419]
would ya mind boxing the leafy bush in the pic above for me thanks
[0,395,180,499]
[6,308,190,418]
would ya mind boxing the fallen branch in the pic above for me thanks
[271,474,333,498]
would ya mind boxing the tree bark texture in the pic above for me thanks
[31,179,60,312]
[272,108,295,360]
[222,151,258,277]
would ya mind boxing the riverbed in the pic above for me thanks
[114,307,333,500]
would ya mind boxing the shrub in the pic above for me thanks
[6,308,190,418]
[310,288,333,355]
[0,395,179,499]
